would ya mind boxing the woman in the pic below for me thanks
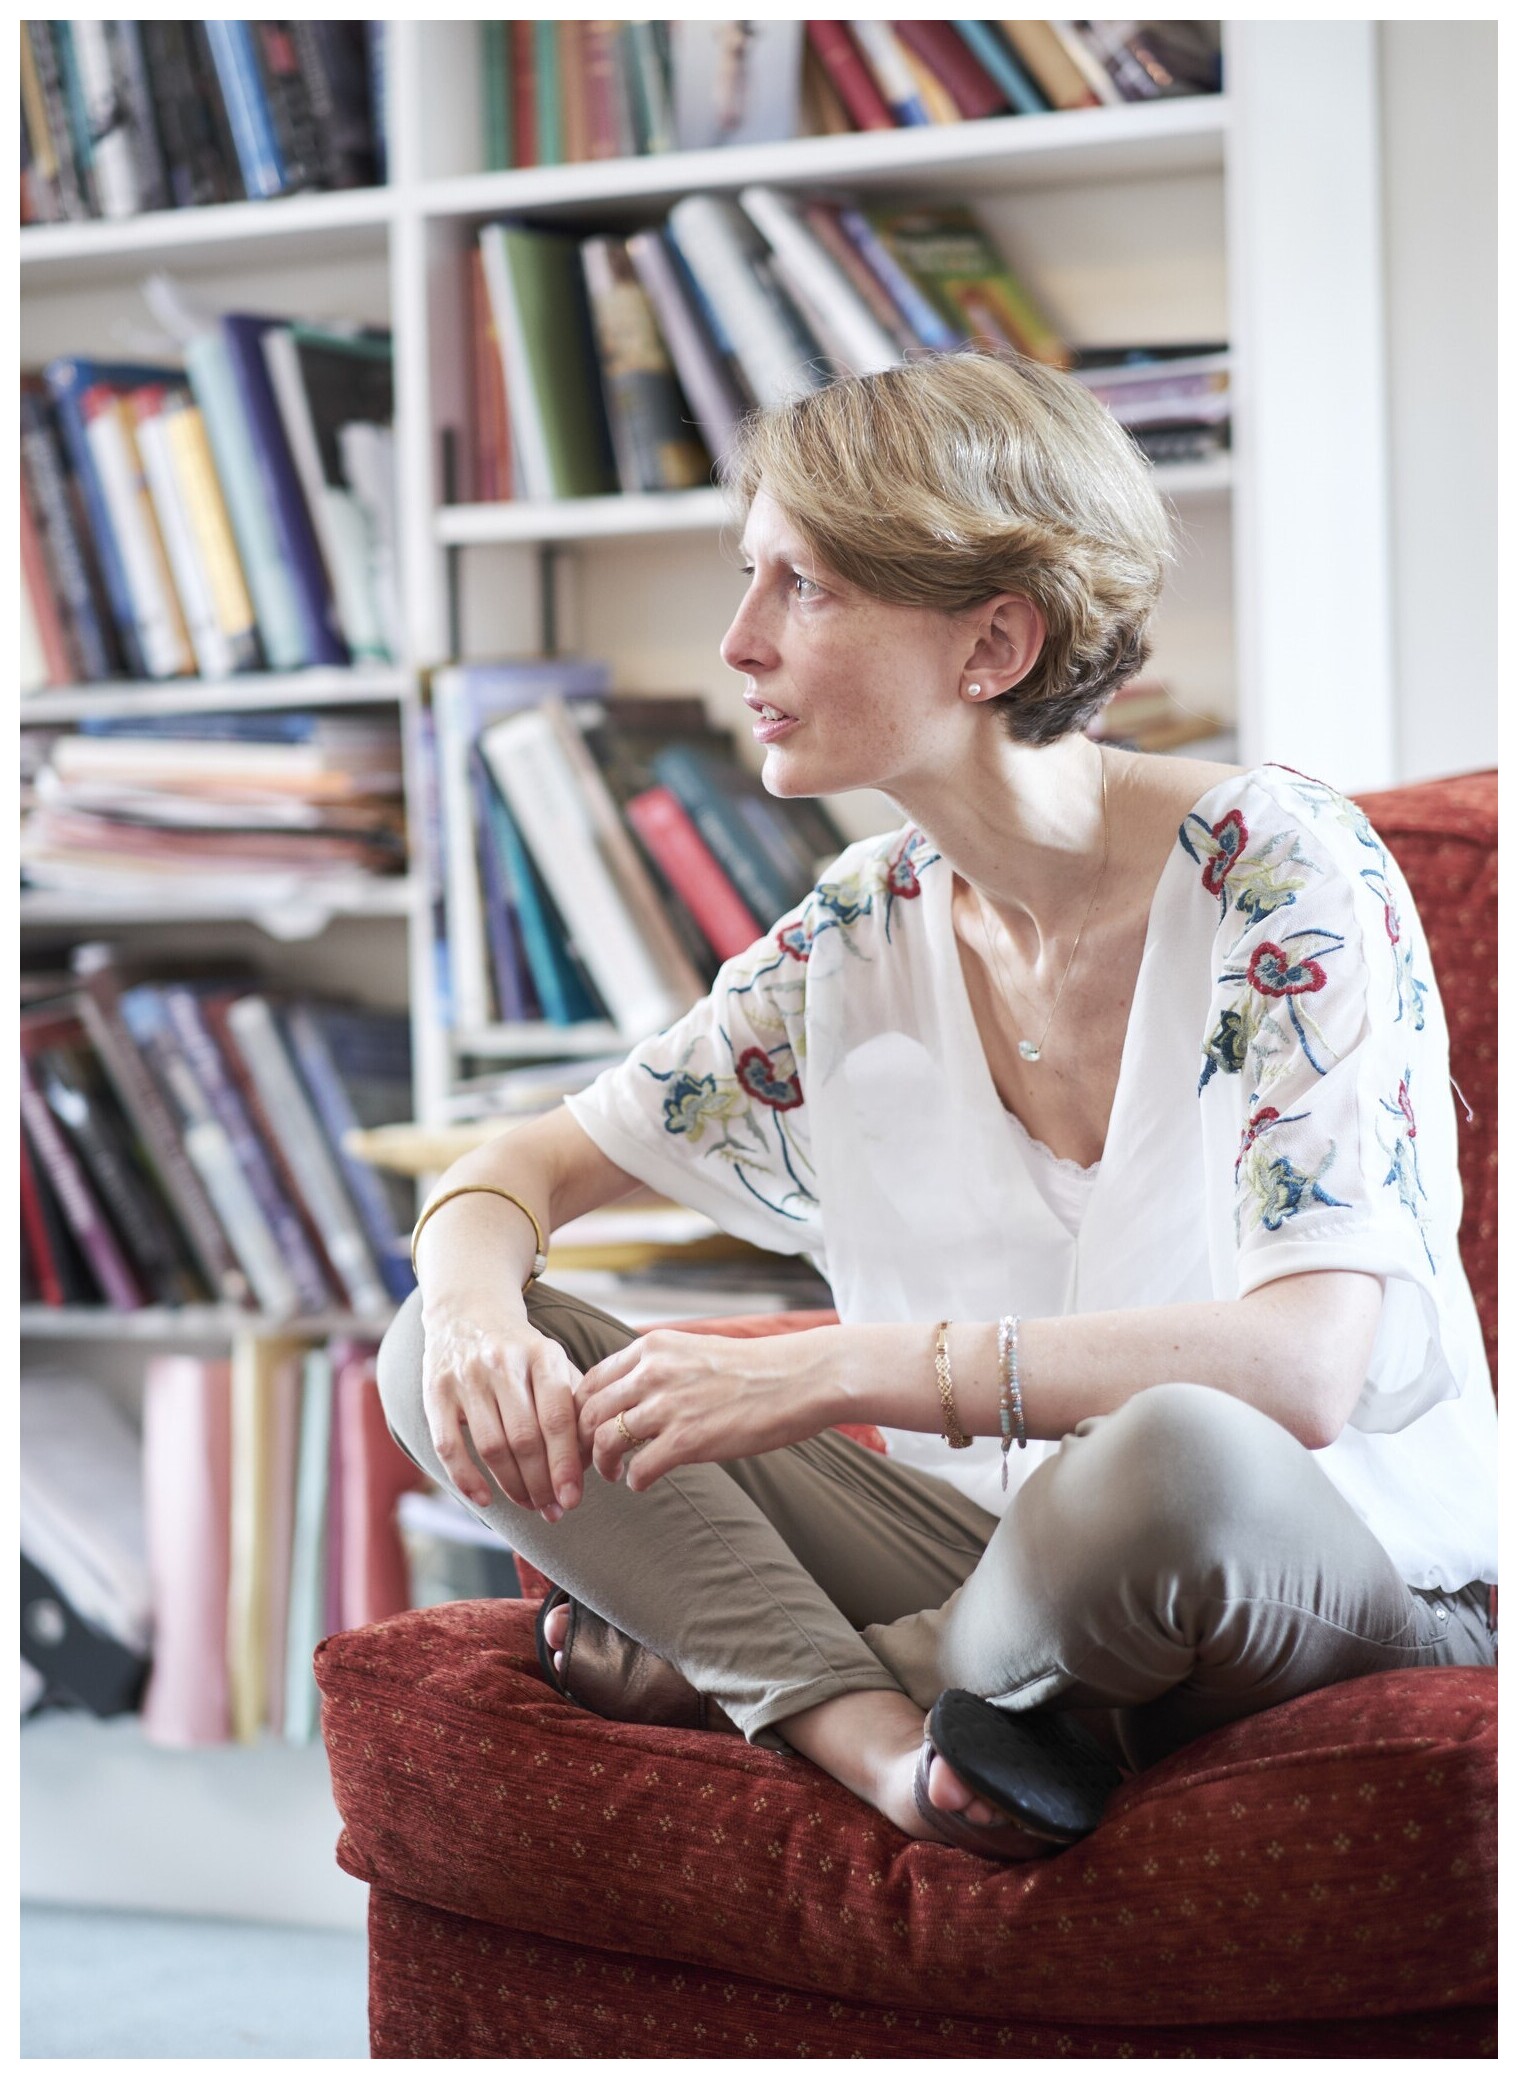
[380,354,1496,1860]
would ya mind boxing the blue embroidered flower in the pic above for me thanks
[655,1069,732,1144]
[1376,1069,1436,1271]
[735,1044,802,1112]
[1199,1007,1250,1091]
[1254,1153,1351,1229]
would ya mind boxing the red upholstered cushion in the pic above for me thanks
[1353,772,1497,1388]
[318,1598,1496,2034]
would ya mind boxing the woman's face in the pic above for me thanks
[720,490,978,802]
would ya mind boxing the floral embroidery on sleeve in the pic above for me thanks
[1234,1108,1350,1241]
[1180,811,1317,926]
[1378,1069,1436,1271]
[1200,927,1347,1091]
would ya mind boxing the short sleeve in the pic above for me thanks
[565,912,824,1265]
[1188,773,1460,1432]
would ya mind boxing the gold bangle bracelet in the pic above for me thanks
[410,1183,549,1289]
[933,1320,973,1450]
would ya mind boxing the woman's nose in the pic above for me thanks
[720,591,774,677]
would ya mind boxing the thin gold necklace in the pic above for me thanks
[974,746,1110,1065]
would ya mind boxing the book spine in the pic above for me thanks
[108,22,171,215]
[51,23,102,216]
[135,398,236,680]
[533,20,562,166]
[19,482,76,686]
[624,230,744,468]
[183,331,307,671]
[800,203,918,352]
[141,1355,234,1746]
[19,1127,65,1307]
[511,21,538,167]
[558,20,589,163]
[282,1346,333,1742]
[79,388,195,679]
[802,22,895,131]
[249,22,325,190]
[739,186,903,376]
[478,780,602,1027]
[20,392,117,681]
[292,22,376,190]
[891,21,1008,118]
[849,21,931,125]
[580,21,623,159]
[1046,21,1124,106]
[951,20,1051,116]
[71,951,251,1304]
[19,25,64,223]
[69,19,139,217]
[623,22,674,154]
[219,316,347,666]
[18,1049,144,1309]
[649,746,796,927]
[224,997,390,1318]
[477,226,557,503]
[139,20,234,208]
[894,38,967,126]
[26,24,89,220]
[161,987,333,1316]
[836,210,964,352]
[42,359,149,677]
[278,1011,416,1305]
[202,19,287,198]
[997,21,1100,110]
[625,786,762,963]
[470,749,537,1022]
[580,236,711,494]
[159,400,262,671]
[666,195,825,410]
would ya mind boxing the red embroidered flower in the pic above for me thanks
[736,1046,803,1111]
[1235,1105,1282,1172]
[1247,942,1329,996]
[1201,810,1248,896]
[1383,899,1401,945]
[885,837,923,900]
[776,921,812,963]
[1397,1078,1417,1137]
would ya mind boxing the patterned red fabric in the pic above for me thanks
[324,771,1498,2059]
[320,1600,1495,2044]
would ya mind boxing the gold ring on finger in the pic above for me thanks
[616,1410,647,1451]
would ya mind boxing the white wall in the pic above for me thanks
[1379,22,1497,781]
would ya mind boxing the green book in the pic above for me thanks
[478,222,618,500]
[481,20,512,173]
[533,20,562,167]
[866,204,1067,368]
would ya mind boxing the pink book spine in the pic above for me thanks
[338,1350,427,1630]
[324,1358,346,1638]
[261,1354,303,1733]
[625,784,763,963]
[141,1355,234,1746]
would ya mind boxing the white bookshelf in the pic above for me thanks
[20,19,1420,1927]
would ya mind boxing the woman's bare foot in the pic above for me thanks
[541,1602,1002,1836]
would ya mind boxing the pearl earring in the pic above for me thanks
[968,682,982,696]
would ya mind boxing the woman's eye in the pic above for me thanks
[791,572,821,599]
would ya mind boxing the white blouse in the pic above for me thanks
[567,764,1496,1592]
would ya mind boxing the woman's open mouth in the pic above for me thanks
[750,701,800,743]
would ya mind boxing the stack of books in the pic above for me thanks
[1088,677,1232,758]
[423,662,847,1050]
[477,20,1224,171]
[20,320,397,691]
[468,190,1064,498]
[1070,344,1232,467]
[20,708,406,902]
[20,20,383,223]
[19,948,416,1320]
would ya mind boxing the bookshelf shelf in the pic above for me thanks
[454,1019,625,1061]
[18,184,394,287]
[437,457,1233,552]
[20,668,413,727]
[418,94,1229,225]
[20,876,419,934]
[19,1305,396,1343]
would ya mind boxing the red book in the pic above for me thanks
[804,22,895,131]
[581,21,625,159]
[19,1127,64,1307]
[141,1354,234,1747]
[626,784,763,964]
[511,20,537,168]
[470,245,512,503]
[336,1347,428,1630]
[20,481,75,685]
[891,21,1010,119]
[19,1010,146,1310]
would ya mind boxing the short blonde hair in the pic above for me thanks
[724,353,1174,746]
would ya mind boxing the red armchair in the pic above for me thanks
[318,772,1496,2058]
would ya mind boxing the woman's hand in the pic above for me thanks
[574,1327,842,1491]
[421,1297,587,1521]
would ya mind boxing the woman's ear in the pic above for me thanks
[963,594,1046,699]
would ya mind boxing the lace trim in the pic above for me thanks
[1001,1103,1102,1182]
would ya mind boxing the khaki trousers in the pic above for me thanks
[377,1283,1494,1768]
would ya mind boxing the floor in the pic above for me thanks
[20,1903,370,2059]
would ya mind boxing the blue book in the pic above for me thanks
[279,1005,416,1306]
[480,777,602,1027]
[77,710,329,743]
[952,23,1051,117]
[202,20,286,198]
[835,212,963,353]
[219,313,347,667]
[469,749,540,1024]
[41,358,183,682]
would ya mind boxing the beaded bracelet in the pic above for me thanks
[933,1321,973,1449]
[996,1314,1028,1491]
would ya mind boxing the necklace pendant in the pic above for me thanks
[1018,1039,1042,1063]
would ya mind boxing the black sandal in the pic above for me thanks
[533,1586,739,1735]
[913,1689,1124,1861]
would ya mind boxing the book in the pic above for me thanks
[337,1348,427,1631]
[738,186,903,377]
[71,942,252,1306]
[471,748,540,1024]
[478,701,705,1042]
[249,21,325,192]
[850,22,932,125]
[19,479,74,687]
[468,245,513,501]
[891,23,1010,120]
[131,387,239,681]
[669,21,805,150]
[160,395,263,673]
[19,1009,146,1310]
[864,204,1067,365]
[278,1004,417,1305]
[580,236,712,495]
[227,1336,307,1742]
[533,19,562,168]
[477,223,619,502]
[141,1355,235,1747]
[224,994,392,1318]
[624,21,675,156]
[19,1127,65,1307]
[798,202,922,354]
[22,1115,101,1304]
[203,19,287,199]
[283,1345,335,1743]
[951,20,1051,115]
[139,20,242,209]
[108,22,171,215]
[803,22,894,131]
[20,378,118,681]
[624,784,763,963]
[262,1342,304,1733]
[894,38,964,125]
[69,19,139,218]
[997,21,1100,110]
[477,778,606,1029]
[834,208,963,352]
[79,384,196,680]
[1045,21,1124,107]
[625,228,750,470]
[288,21,379,190]
[511,21,538,168]
[482,19,512,171]
[666,194,826,410]
[649,741,802,927]
[19,25,64,223]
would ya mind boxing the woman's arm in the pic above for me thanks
[826,1271,1384,1453]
